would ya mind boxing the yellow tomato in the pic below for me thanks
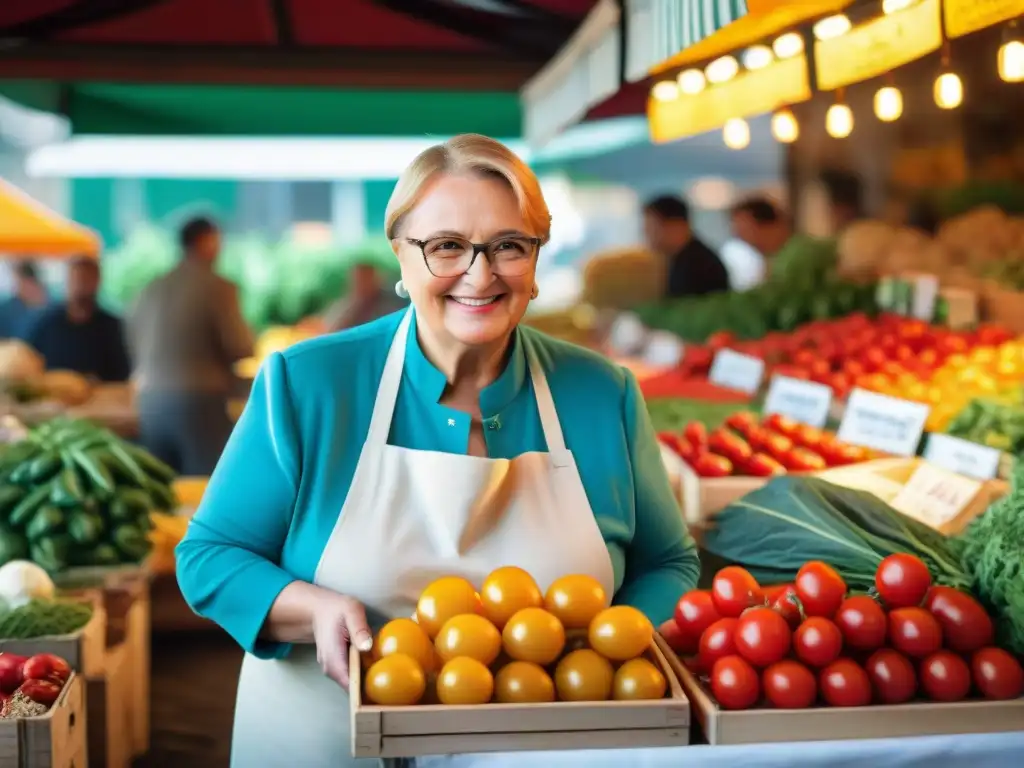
[946,353,969,369]
[417,577,482,639]
[480,566,543,629]
[554,649,614,702]
[436,657,494,705]
[376,618,436,672]
[435,614,502,666]
[502,607,566,665]
[588,606,653,662]
[997,359,1021,379]
[544,574,608,630]
[904,382,927,403]
[494,661,556,704]
[364,653,426,706]
[970,346,998,366]
[613,658,667,701]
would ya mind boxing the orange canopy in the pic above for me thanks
[0,179,100,258]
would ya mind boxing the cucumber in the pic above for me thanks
[123,443,176,483]
[0,485,26,515]
[146,481,177,511]
[111,524,150,562]
[50,464,86,508]
[88,543,120,567]
[27,505,65,541]
[9,484,53,528]
[114,488,153,513]
[8,462,35,487]
[68,511,104,546]
[70,448,115,496]
[27,453,62,484]
[102,442,150,487]
[30,535,71,572]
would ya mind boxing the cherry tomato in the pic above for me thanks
[865,649,917,704]
[923,586,994,653]
[683,422,708,448]
[710,655,760,710]
[502,608,566,665]
[588,606,653,661]
[437,657,495,705]
[698,618,739,671]
[435,614,502,665]
[760,431,795,460]
[416,577,483,639]
[735,608,791,668]
[763,413,800,437]
[833,596,887,651]
[762,584,793,604]
[794,562,847,618]
[971,647,1024,701]
[708,429,754,466]
[554,649,614,702]
[762,660,817,709]
[692,453,733,478]
[782,447,827,472]
[658,619,696,656]
[364,653,427,706]
[494,661,555,704]
[771,585,803,628]
[875,554,932,609]
[711,567,764,618]
[920,651,971,702]
[544,574,608,630]
[674,590,721,646]
[375,618,436,672]
[725,411,759,436]
[887,607,942,658]
[819,659,872,707]
[480,566,543,629]
[613,658,668,701]
[793,617,843,668]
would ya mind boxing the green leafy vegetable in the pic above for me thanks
[0,599,93,639]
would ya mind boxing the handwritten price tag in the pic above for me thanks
[764,375,833,428]
[890,463,982,527]
[923,433,1001,481]
[837,388,930,456]
[709,349,765,395]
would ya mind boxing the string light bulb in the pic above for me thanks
[882,0,913,14]
[773,32,804,59]
[743,45,774,71]
[998,40,1024,83]
[651,80,680,102]
[814,14,851,41]
[934,72,963,109]
[677,69,707,94]
[706,56,740,84]
[771,109,799,143]
[826,103,854,138]
[874,86,903,122]
[723,118,751,150]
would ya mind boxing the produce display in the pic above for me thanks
[661,558,1023,711]
[0,651,72,718]
[647,399,759,437]
[0,597,92,639]
[658,412,870,478]
[946,394,1024,456]
[362,567,665,706]
[0,417,176,572]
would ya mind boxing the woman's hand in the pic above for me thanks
[312,591,374,689]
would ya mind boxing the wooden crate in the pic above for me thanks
[656,634,1024,745]
[0,595,106,678]
[0,673,87,768]
[350,640,689,758]
[87,644,131,768]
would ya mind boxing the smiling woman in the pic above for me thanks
[175,133,699,767]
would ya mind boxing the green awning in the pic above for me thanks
[0,81,523,137]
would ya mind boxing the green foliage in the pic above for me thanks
[100,225,399,331]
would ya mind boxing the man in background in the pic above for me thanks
[0,261,48,339]
[730,196,837,285]
[129,216,254,476]
[322,259,407,332]
[643,195,729,298]
[27,257,130,381]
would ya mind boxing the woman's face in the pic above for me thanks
[395,172,538,349]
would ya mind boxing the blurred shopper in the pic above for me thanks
[0,261,49,339]
[129,217,254,476]
[322,260,407,332]
[821,170,864,234]
[26,257,130,381]
[643,195,729,298]
[730,196,836,285]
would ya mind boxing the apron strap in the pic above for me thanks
[523,331,572,468]
[364,308,414,447]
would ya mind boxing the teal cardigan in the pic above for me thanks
[176,310,699,657]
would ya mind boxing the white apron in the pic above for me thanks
[231,310,615,767]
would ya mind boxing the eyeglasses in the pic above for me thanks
[404,235,541,278]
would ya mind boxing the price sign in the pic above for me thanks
[837,388,930,456]
[642,331,686,368]
[910,274,940,322]
[890,463,982,527]
[923,433,1001,480]
[709,349,765,395]
[763,375,833,428]
[606,312,649,356]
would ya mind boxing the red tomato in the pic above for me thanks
[708,429,754,466]
[683,422,708,448]
[920,651,971,702]
[762,584,793,605]
[711,567,764,618]
[865,649,917,704]
[657,433,692,461]
[17,679,62,707]
[762,660,817,709]
[744,452,786,477]
[22,654,71,686]
[875,554,932,609]
[762,413,800,436]
[887,607,942,658]
[658,619,697,656]
[692,453,733,478]
[792,425,825,451]
[707,331,735,351]
[770,585,803,628]
[819,659,872,707]
[760,431,795,460]
[725,411,759,436]
[673,591,720,646]
[782,447,827,472]
[794,562,847,618]
[793,617,843,668]
[710,655,760,710]
[833,596,887,651]
[923,587,995,653]
[0,654,26,695]
[735,608,792,668]
[971,647,1024,701]
[698,618,739,671]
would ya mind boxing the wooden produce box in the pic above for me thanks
[87,644,131,768]
[660,444,769,530]
[0,594,106,678]
[656,635,1024,745]
[350,641,689,759]
[0,673,87,768]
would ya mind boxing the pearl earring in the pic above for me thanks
[394,280,409,299]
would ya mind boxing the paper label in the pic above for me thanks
[837,388,930,456]
[606,312,649,356]
[923,433,1001,480]
[763,375,833,428]
[709,349,765,395]
[642,331,686,368]
[910,274,940,322]
[890,463,982,527]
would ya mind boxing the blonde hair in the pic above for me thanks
[385,134,551,243]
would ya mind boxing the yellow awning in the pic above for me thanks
[0,179,100,258]
[650,0,854,75]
